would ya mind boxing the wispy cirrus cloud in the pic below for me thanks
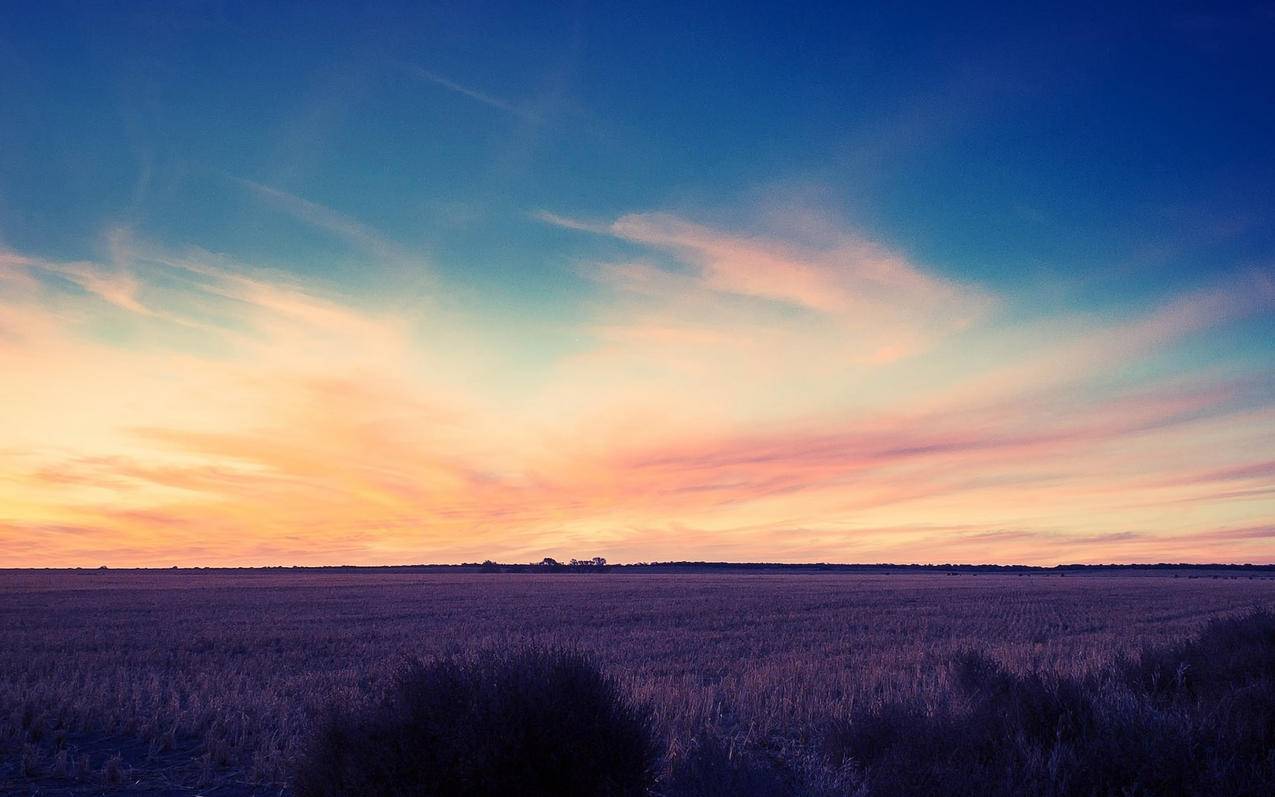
[3,249,154,317]
[538,209,990,366]
[407,65,537,121]
[0,206,1272,566]
[234,177,427,271]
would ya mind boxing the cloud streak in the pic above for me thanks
[407,66,537,120]
[234,178,427,270]
[539,209,991,366]
[1,209,1272,566]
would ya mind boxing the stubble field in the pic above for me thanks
[3,569,1274,795]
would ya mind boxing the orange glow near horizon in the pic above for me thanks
[1,217,1273,567]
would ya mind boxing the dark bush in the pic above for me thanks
[293,646,658,797]
[822,611,1275,797]
[292,615,1275,797]
[660,732,865,797]
[1114,608,1275,793]
[661,733,794,797]
[1120,608,1275,700]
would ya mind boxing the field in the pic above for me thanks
[3,570,1275,795]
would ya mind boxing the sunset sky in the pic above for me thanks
[2,2,1273,566]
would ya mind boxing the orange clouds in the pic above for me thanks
[542,209,989,369]
[0,216,1272,566]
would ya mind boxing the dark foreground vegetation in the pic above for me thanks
[294,647,658,797]
[4,571,1274,794]
[289,612,1275,797]
[821,610,1275,796]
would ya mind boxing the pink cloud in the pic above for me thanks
[545,209,992,367]
[0,230,1272,567]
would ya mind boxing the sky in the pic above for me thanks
[1,1,1273,567]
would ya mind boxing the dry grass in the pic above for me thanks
[2,570,1273,792]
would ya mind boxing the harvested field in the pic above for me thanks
[3,570,1274,794]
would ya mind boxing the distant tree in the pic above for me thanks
[592,557,607,568]
[540,557,560,569]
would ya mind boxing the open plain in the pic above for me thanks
[3,569,1275,794]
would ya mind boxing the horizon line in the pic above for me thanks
[5,561,1275,572]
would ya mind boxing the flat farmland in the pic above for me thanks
[3,570,1274,794]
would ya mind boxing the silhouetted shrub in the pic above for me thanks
[822,611,1275,797]
[293,646,658,797]
[1121,608,1275,700]
[662,732,798,796]
[289,614,1275,797]
[661,732,864,797]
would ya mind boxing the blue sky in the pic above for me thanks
[6,2,1272,294]
[1,1,1272,565]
